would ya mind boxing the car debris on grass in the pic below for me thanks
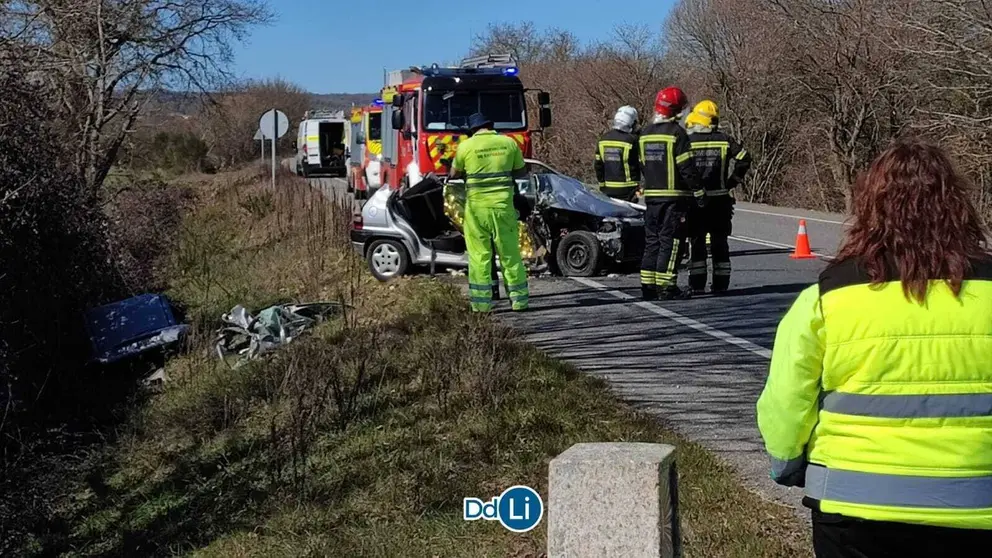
[214,302,346,367]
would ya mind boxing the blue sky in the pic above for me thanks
[232,0,677,93]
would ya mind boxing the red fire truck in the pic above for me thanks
[379,54,551,190]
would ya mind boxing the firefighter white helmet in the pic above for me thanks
[613,106,638,132]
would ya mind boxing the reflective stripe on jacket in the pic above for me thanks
[595,129,640,188]
[687,129,751,196]
[757,258,992,530]
[451,129,524,208]
[638,119,702,202]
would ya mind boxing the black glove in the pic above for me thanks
[513,193,532,220]
[694,190,708,209]
[771,462,808,488]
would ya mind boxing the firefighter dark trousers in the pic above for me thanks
[811,508,992,558]
[641,200,690,295]
[689,197,733,292]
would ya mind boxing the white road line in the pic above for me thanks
[736,207,849,226]
[570,277,773,360]
[730,234,835,261]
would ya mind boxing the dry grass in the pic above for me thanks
[7,167,811,557]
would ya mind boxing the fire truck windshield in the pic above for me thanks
[368,112,382,141]
[423,90,526,132]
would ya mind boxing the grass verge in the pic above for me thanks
[10,167,810,557]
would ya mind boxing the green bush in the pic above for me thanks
[133,131,211,175]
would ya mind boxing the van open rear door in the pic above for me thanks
[305,122,321,167]
[318,121,346,173]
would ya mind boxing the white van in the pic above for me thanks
[294,110,349,177]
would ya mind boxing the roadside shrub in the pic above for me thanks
[142,131,212,175]
[107,178,196,293]
[0,71,197,461]
[0,72,122,443]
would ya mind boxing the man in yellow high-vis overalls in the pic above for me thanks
[449,113,529,312]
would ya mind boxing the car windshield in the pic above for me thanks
[424,90,526,131]
[535,174,642,218]
[368,112,382,141]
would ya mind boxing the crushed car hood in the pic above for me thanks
[535,174,642,219]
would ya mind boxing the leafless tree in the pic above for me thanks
[201,77,311,168]
[885,0,992,213]
[0,0,271,196]
[666,0,797,203]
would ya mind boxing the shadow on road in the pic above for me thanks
[730,247,791,257]
[719,282,809,297]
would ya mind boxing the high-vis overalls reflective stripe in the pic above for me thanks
[757,258,992,530]
[451,130,528,312]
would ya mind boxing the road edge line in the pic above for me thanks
[729,235,835,261]
[570,277,773,360]
[735,207,849,226]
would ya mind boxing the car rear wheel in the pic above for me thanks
[367,239,409,281]
[555,231,602,277]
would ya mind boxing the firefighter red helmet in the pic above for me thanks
[655,87,688,118]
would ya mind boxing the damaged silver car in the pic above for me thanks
[351,160,645,279]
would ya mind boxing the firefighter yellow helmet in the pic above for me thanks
[686,100,719,128]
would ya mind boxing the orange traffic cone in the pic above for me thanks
[790,219,816,259]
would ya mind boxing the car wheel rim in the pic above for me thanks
[372,244,401,276]
[567,244,588,269]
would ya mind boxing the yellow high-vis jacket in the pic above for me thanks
[757,258,992,530]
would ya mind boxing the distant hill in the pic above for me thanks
[309,93,377,111]
[137,90,378,117]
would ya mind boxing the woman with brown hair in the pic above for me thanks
[757,140,992,557]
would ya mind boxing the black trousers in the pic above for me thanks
[812,509,992,558]
[641,199,689,290]
[688,196,734,292]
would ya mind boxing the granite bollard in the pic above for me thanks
[548,442,680,558]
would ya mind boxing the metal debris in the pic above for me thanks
[214,302,346,368]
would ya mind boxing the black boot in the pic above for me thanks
[659,286,691,300]
[641,284,658,301]
[711,275,730,295]
[688,278,707,293]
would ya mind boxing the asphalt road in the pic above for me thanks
[307,172,847,518]
[498,202,846,519]
[306,174,351,204]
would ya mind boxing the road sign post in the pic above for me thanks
[253,129,263,164]
[258,109,289,189]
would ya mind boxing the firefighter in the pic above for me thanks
[594,106,640,201]
[685,100,752,295]
[638,87,705,301]
[449,113,529,312]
